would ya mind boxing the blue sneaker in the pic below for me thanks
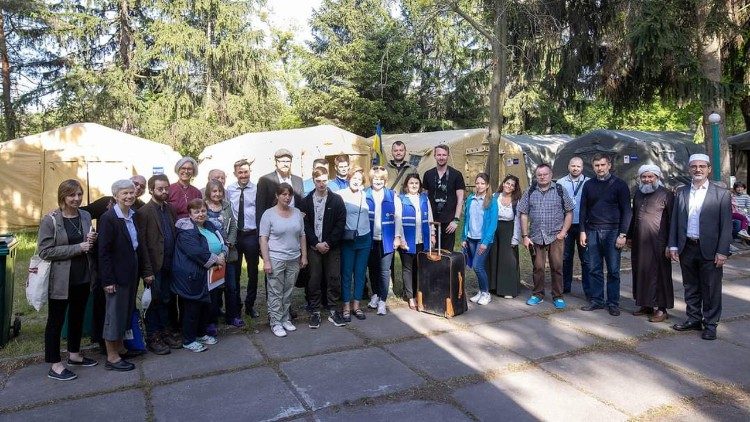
[526,296,543,306]
[553,298,566,309]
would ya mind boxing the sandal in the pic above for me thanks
[342,310,352,323]
[353,309,366,320]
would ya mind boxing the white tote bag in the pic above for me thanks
[26,255,51,311]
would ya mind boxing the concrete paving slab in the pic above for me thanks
[548,308,672,341]
[721,319,750,349]
[142,334,263,382]
[313,400,471,421]
[452,368,628,421]
[455,296,533,325]
[347,308,456,341]
[1,390,146,421]
[0,362,140,410]
[151,367,305,421]
[540,351,706,416]
[254,322,365,360]
[280,347,424,410]
[470,315,600,360]
[384,330,526,380]
[636,335,750,387]
[663,399,750,422]
[720,287,750,319]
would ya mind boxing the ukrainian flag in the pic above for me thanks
[372,121,385,166]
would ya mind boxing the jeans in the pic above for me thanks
[586,228,622,307]
[182,298,209,345]
[368,240,394,301]
[144,267,173,337]
[266,258,300,326]
[563,224,590,296]
[236,231,260,311]
[341,233,372,303]
[399,244,424,299]
[45,283,90,363]
[307,246,341,311]
[464,238,489,292]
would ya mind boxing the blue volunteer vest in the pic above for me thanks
[400,193,430,251]
[366,188,396,253]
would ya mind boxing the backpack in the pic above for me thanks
[526,181,566,212]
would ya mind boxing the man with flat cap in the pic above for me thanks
[627,164,674,323]
[669,153,732,340]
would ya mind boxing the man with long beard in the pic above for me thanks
[669,154,732,340]
[627,165,674,322]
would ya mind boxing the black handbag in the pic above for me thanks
[343,192,363,240]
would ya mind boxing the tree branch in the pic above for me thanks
[448,1,497,44]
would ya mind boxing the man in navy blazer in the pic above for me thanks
[668,153,732,340]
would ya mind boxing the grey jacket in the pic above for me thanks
[669,182,733,260]
[37,209,95,300]
[216,199,238,262]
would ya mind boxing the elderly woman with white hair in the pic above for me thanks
[98,179,143,371]
[169,156,202,219]
[626,164,674,322]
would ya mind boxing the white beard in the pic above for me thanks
[639,182,659,194]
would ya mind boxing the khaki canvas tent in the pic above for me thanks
[0,123,181,231]
[374,129,554,190]
[197,125,371,186]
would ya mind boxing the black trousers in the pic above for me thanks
[91,283,105,344]
[307,247,341,311]
[399,244,424,300]
[235,231,260,310]
[181,298,210,344]
[45,283,90,363]
[438,228,456,253]
[680,241,723,327]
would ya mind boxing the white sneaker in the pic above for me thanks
[477,292,492,306]
[197,335,217,345]
[271,324,287,337]
[282,321,297,331]
[377,300,387,315]
[183,341,207,352]
[368,294,379,309]
[469,292,482,303]
[739,229,750,240]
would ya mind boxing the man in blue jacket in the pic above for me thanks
[579,153,633,316]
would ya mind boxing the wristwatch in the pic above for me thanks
[452,217,460,223]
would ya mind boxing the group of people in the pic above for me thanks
[37,139,733,382]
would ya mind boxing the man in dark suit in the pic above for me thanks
[668,153,732,340]
[135,174,181,355]
[301,167,347,328]
[255,149,304,318]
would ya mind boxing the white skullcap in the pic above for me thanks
[688,153,710,164]
[638,164,662,178]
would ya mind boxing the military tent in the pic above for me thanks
[197,125,371,186]
[0,123,181,231]
[728,131,750,185]
[504,134,572,182]
[551,130,704,189]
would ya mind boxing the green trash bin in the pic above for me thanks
[0,234,19,347]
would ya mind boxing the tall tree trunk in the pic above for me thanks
[486,1,507,190]
[0,10,17,140]
[118,0,134,133]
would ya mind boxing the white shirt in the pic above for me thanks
[496,192,521,245]
[226,182,257,230]
[687,181,709,239]
[398,193,434,247]
[369,189,402,241]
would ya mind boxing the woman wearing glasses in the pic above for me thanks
[461,173,499,305]
[338,166,372,322]
[487,175,522,298]
[169,157,202,219]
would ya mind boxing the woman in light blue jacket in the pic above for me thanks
[461,173,498,306]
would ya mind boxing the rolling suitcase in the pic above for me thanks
[416,222,467,318]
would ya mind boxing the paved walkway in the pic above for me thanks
[1,254,749,421]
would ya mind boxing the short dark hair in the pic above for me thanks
[148,174,170,191]
[57,179,83,207]
[534,163,552,174]
[312,167,329,179]
[275,182,294,196]
[734,181,747,190]
[334,154,350,164]
[434,144,450,154]
[391,141,406,149]
[313,158,328,168]
[401,173,421,194]
[591,153,611,164]
[187,198,206,213]
[233,159,252,171]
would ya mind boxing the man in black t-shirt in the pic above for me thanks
[422,144,466,251]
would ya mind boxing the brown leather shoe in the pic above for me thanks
[633,307,653,316]
[648,310,669,322]
[161,331,183,349]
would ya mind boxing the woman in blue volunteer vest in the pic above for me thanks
[461,173,499,306]
[487,175,522,298]
[396,174,435,310]
[365,166,402,316]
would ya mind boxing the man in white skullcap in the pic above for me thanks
[668,154,732,340]
[627,164,675,322]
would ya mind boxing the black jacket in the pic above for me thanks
[301,189,346,249]
[255,171,304,227]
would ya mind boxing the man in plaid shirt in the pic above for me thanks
[518,164,575,309]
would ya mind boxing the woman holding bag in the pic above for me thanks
[38,179,98,381]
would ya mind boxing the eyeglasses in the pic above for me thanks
[178,166,194,172]
[276,159,292,164]
[132,181,144,187]
[372,166,385,170]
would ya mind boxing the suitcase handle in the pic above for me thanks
[427,221,442,254]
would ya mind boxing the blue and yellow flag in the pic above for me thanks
[372,121,385,166]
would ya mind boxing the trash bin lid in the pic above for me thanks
[0,234,17,254]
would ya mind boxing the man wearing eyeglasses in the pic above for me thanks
[423,144,465,251]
